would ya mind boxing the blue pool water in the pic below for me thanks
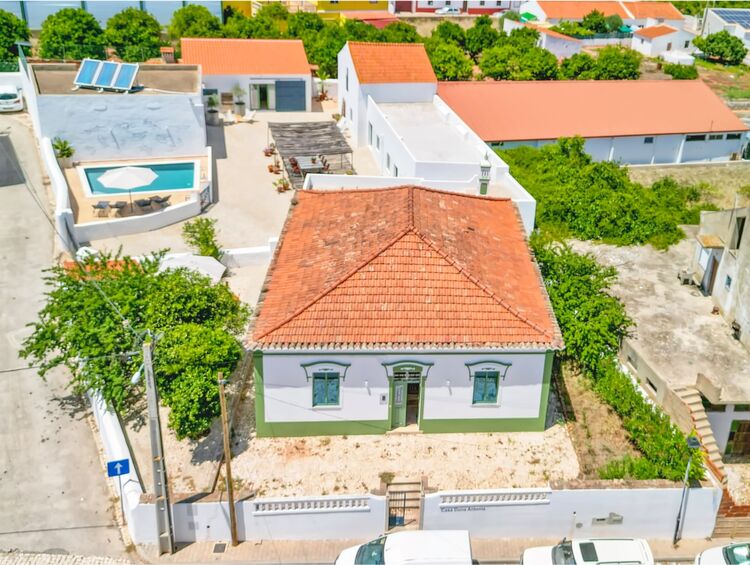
[85,162,195,195]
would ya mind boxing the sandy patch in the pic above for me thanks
[726,463,750,505]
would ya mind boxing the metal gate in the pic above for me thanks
[388,491,407,528]
[275,80,306,111]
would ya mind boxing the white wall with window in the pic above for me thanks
[259,351,550,427]
[631,29,696,58]
[705,401,750,454]
[201,74,312,112]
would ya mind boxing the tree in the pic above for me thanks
[342,19,383,42]
[254,2,289,21]
[503,26,540,50]
[381,21,419,43]
[431,20,465,48]
[427,42,473,80]
[287,11,324,38]
[694,31,748,66]
[0,8,29,60]
[594,45,641,79]
[604,14,623,32]
[222,13,258,38]
[105,7,161,62]
[39,8,106,60]
[582,9,607,33]
[305,24,348,76]
[465,15,500,61]
[480,44,557,80]
[169,4,222,39]
[559,52,596,79]
[20,252,249,439]
[521,46,559,80]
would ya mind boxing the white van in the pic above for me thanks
[335,530,474,565]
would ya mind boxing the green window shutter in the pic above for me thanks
[312,371,340,406]
[472,371,499,404]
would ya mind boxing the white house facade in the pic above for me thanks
[250,186,563,437]
[519,0,685,30]
[503,20,582,58]
[631,24,696,57]
[703,8,750,65]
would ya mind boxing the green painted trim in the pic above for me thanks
[418,374,425,425]
[263,350,549,357]
[300,360,351,369]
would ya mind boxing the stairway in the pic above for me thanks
[386,480,423,530]
[674,386,726,483]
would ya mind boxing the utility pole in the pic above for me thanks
[143,338,175,555]
[218,372,239,546]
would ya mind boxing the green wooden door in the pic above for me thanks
[392,381,407,428]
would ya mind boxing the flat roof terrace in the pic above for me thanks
[377,102,485,163]
[31,63,201,95]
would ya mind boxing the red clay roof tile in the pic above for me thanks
[180,38,310,76]
[347,42,437,84]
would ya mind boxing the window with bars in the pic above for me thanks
[312,372,340,406]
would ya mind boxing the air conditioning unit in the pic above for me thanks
[677,269,693,285]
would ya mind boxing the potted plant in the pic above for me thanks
[205,94,219,126]
[317,70,329,102]
[274,177,291,192]
[52,137,74,168]
[231,83,247,116]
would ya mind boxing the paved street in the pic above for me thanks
[0,115,127,557]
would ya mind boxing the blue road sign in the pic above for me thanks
[107,458,130,477]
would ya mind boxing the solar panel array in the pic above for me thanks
[713,9,750,29]
[73,59,139,92]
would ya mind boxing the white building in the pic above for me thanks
[337,41,536,232]
[503,20,582,58]
[437,80,748,164]
[703,8,750,65]
[631,24,696,57]
[519,0,684,30]
[181,38,312,112]
[250,186,563,437]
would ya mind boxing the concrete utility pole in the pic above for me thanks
[143,338,175,555]
[218,372,239,546]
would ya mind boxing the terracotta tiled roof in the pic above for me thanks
[523,22,582,42]
[437,80,748,142]
[634,24,678,39]
[251,187,562,350]
[180,38,310,75]
[623,1,683,19]
[347,42,436,84]
[536,1,629,19]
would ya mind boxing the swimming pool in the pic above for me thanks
[82,161,199,196]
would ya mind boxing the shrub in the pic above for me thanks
[0,8,29,60]
[664,63,698,80]
[694,31,748,66]
[182,217,222,259]
[39,8,106,60]
[594,45,642,79]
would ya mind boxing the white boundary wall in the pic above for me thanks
[423,486,721,539]
[39,137,78,253]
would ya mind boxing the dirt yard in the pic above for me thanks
[228,424,579,497]
[697,60,750,100]
[556,362,640,479]
[628,162,750,209]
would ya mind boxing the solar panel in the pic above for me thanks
[94,61,119,88]
[714,9,750,29]
[112,63,138,91]
[73,58,100,87]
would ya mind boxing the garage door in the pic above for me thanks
[275,80,306,111]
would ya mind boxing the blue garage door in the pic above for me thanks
[275,80,306,112]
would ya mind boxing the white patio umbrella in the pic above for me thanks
[158,254,226,284]
[98,166,158,210]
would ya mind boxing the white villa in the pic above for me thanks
[250,186,563,437]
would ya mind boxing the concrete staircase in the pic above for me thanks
[673,386,726,483]
[714,489,750,538]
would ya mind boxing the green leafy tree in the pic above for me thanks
[426,42,473,80]
[170,4,223,39]
[431,20,465,48]
[559,52,596,79]
[503,10,521,22]
[20,252,249,439]
[582,9,607,33]
[604,14,623,32]
[222,12,258,38]
[694,31,748,66]
[182,217,222,259]
[39,8,106,60]
[551,20,592,36]
[342,19,383,42]
[105,7,161,62]
[594,45,641,79]
[381,21,419,43]
[255,2,289,21]
[673,0,750,16]
[503,26,540,50]
[305,23,348,76]
[0,8,29,60]
[465,15,500,61]
[287,11,324,37]
[480,44,557,80]
[663,63,698,80]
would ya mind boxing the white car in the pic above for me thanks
[335,530,473,565]
[0,86,23,112]
[435,7,461,15]
[696,542,750,564]
[522,538,654,565]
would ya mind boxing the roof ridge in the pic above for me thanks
[305,185,512,202]
[410,228,556,341]
[348,41,427,47]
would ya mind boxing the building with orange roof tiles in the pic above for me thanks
[519,0,684,30]
[249,186,562,437]
[632,24,697,58]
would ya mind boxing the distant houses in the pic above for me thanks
[703,8,750,66]
[631,24,696,58]
[518,0,684,30]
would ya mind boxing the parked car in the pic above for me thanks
[335,530,473,565]
[521,538,654,565]
[435,6,461,15]
[0,85,22,112]
[696,542,750,564]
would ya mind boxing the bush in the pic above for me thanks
[664,63,698,80]
[182,217,222,259]
[480,44,558,80]
[559,52,597,79]
[39,8,105,60]
[594,46,641,79]
[0,8,29,60]
[431,20,466,47]
[105,7,162,62]
[426,41,473,80]
[170,4,222,39]
[582,10,607,33]
[694,31,748,66]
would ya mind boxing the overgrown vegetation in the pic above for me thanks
[182,217,223,259]
[20,252,249,440]
[533,237,703,481]
[500,137,716,248]
[663,63,698,80]
[551,9,624,37]
[694,31,748,67]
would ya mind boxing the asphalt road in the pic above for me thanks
[0,114,127,557]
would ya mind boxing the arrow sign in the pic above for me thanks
[107,458,130,477]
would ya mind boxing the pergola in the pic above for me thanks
[267,121,352,159]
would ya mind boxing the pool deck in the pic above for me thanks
[64,155,208,224]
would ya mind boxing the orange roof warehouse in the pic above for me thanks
[437,80,748,164]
